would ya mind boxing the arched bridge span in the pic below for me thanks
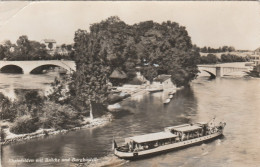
[0,60,76,74]
[198,65,249,77]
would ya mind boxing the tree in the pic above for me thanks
[228,46,235,52]
[207,54,218,63]
[71,29,110,116]
[134,20,199,87]
[4,36,49,60]
[0,40,15,60]
[48,43,53,50]
[16,35,31,60]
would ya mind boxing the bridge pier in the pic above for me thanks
[23,68,31,75]
[216,67,222,77]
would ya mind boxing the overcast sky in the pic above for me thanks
[0,1,259,50]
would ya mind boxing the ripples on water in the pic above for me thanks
[1,73,260,167]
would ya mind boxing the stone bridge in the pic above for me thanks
[198,65,249,77]
[0,60,76,74]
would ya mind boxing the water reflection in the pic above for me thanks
[0,73,59,99]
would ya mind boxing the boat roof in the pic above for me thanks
[164,124,190,131]
[172,125,202,132]
[126,132,177,143]
[196,122,208,125]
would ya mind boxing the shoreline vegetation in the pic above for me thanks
[0,87,151,145]
[1,114,112,146]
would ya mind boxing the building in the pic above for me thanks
[55,46,69,56]
[151,74,176,90]
[109,69,127,86]
[42,39,57,50]
[251,47,260,65]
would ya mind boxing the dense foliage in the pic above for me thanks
[200,46,236,53]
[39,101,82,130]
[10,115,39,134]
[133,21,200,86]
[0,36,74,61]
[220,54,249,63]
[199,53,249,64]
[72,16,200,92]
[0,90,82,134]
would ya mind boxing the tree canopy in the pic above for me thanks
[72,16,200,109]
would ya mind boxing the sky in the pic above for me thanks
[0,1,259,50]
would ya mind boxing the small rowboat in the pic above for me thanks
[163,98,171,104]
[147,88,163,93]
[113,119,226,160]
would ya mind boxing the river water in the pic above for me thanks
[1,64,260,167]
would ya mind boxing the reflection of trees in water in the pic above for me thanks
[168,86,198,123]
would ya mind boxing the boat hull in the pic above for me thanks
[114,131,223,160]
[147,89,163,93]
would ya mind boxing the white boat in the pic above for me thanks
[168,91,175,95]
[113,120,226,160]
[107,103,121,111]
[147,88,163,93]
[164,98,171,104]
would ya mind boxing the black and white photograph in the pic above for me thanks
[0,1,260,167]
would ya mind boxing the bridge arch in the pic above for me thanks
[0,64,23,74]
[30,64,68,74]
[202,70,216,78]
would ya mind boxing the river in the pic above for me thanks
[1,65,260,167]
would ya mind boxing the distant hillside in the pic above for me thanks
[255,47,260,52]
[200,51,253,58]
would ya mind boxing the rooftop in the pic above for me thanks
[127,131,177,143]
[43,39,56,43]
[171,125,202,132]
[109,69,127,79]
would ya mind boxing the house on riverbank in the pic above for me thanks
[151,74,176,90]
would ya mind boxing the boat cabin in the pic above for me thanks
[121,132,178,152]
[165,124,203,141]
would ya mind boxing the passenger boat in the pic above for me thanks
[113,119,226,160]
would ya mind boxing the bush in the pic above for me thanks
[39,101,82,130]
[1,106,17,122]
[0,93,17,122]
[10,115,39,134]
[1,128,7,141]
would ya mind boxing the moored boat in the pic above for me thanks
[113,119,226,160]
[147,88,163,93]
[163,98,171,104]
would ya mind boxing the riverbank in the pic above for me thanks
[1,85,177,145]
[0,113,113,146]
